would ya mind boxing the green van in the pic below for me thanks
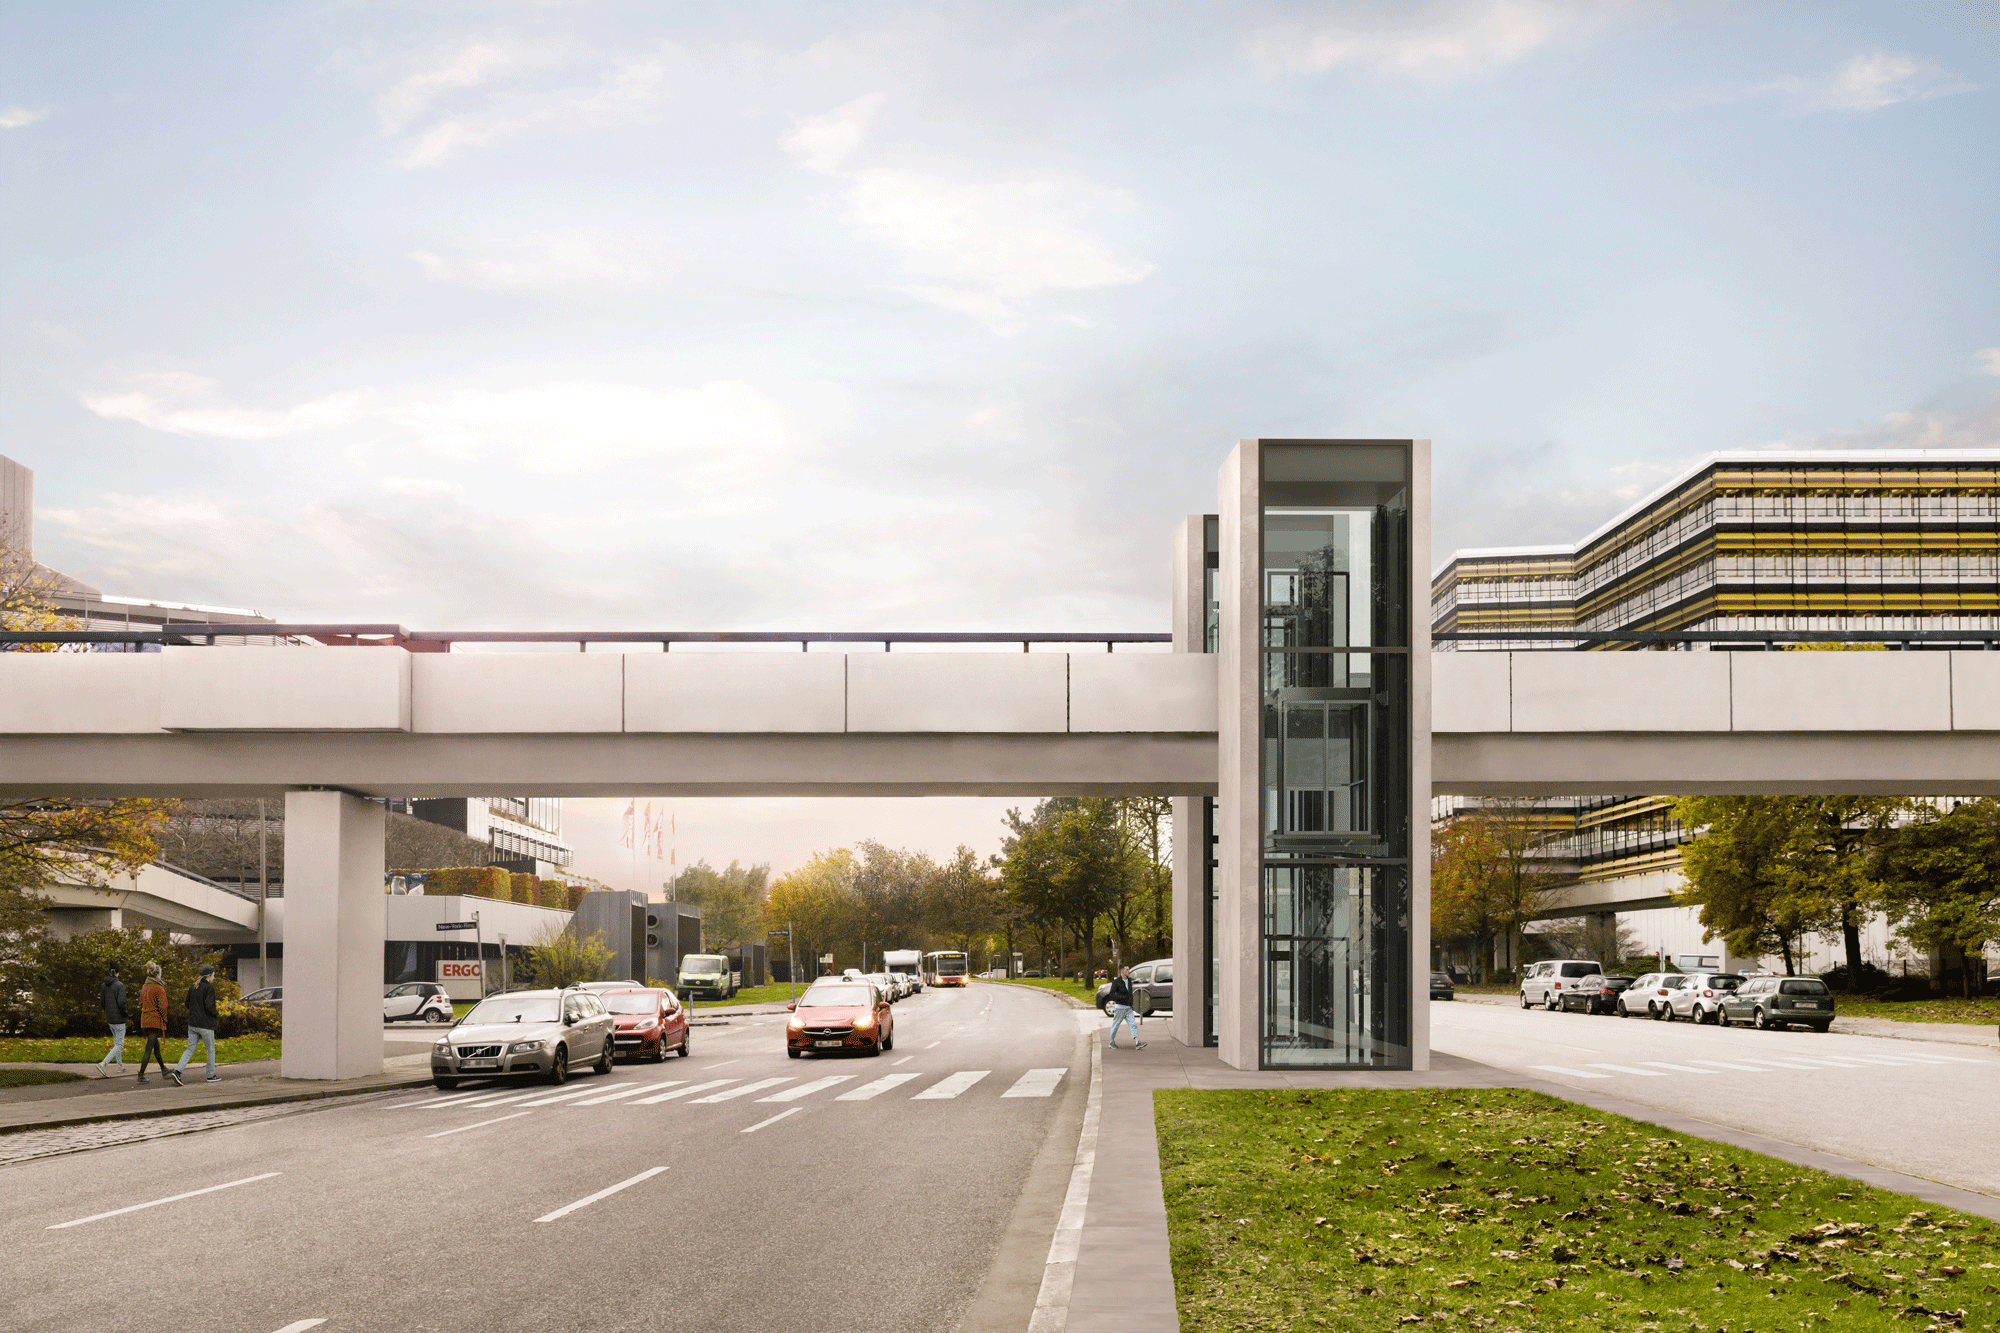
[677,953,736,1000]
[1718,975,1834,1032]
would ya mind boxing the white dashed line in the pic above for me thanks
[633,1079,737,1104]
[758,1076,854,1102]
[741,1108,804,1133]
[1586,1063,1669,1077]
[837,1073,921,1101]
[1530,1065,1610,1079]
[534,1167,667,1222]
[47,1172,282,1230]
[913,1071,990,1099]
[1636,1062,1718,1074]
[425,1111,533,1139]
[568,1083,668,1107]
[691,1078,794,1103]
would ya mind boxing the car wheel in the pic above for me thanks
[1545,994,1560,1012]
[1752,1007,1768,1031]
[1812,1024,1830,1034]
[594,1037,613,1076]
[677,1028,692,1058]
[1717,1008,1732,1028]
[433,1077,458,1091]
[1691,1004,1706,1025]
[1648,1003,1663,1020]
[787,1047,801,1058]
[1519,992,1530,1009]
[883,1030,894,1051]
[867,1039,882,1057]
[548,1045,569,1084]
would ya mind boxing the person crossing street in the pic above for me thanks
[1106,964,1145,1050]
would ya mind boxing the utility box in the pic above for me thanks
[645,902,702,985]
[725,943,767,988]
[572,890,649,982]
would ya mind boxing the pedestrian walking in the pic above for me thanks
[93,962,128,1077]
[1106,964,1145,1050]
[172,964,221,1086]
[135,961,169,1085]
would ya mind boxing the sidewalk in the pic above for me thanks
[1067,1030,2000,1333]
[0,1053,435,1134]
[1453,990,1997,1048]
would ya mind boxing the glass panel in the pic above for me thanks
[1261,864,1409,1068]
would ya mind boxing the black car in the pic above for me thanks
[1429,972,1456,1000]
[1560,973,1635,1015]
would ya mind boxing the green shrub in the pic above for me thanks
[17,928,222,1038]
[217,999,282,1039]
[511,872,542,908]
[422,866,511,900]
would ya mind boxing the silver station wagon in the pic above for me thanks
[1718,975,1835,1032]
[431,988,617,1090]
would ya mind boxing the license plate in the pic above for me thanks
[460,1058,499,1069]
[814,1040,843,1048]
[1801,1002,1824,1008]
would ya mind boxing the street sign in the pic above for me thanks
[436,921,479,932]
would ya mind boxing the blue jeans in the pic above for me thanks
[175,1027,217,1078]
[1108,1005,1140,1046]
[99,1024,126,1067]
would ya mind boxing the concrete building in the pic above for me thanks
[391,796,574,875]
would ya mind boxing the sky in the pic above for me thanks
[4,0,1997,887]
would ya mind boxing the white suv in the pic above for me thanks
[1519,960,1604,1011]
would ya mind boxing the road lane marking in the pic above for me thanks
[534,1167,667,1223]
[892,1055,913,1066]
[925,1041,942,1049]
[397,1090,487,1109]
[913,1071,990,1099]
[1726,1058,1818,1070]
[1686,1060,1768,1072]
[1586,1064,1669,1077]
[570,1083,670,1107]
[1002,1068,1068,1098]
[270,1322,327,1333]
[421,1089,543,1112]
[757,1075,854,1102]
[836,1073,920,1101]
[515,1085,621,1108]
[741,1108,804,1133]
[699,1059,740,1071]
[425,1110,533,1139]
[1032,1038,1100,1330]
[47,1172,281,1230]
[1637,1062,1718,1074]
[1774,1058,1867,1068]
[1826,1055,1916,1066]
[1893,1053,1981,1064]
[691,1078,794,1103]
[634,1079,737,1104]
[1529,1066,1609,1079]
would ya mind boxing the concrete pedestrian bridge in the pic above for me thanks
[3,642,1998,798]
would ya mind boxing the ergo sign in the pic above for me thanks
[438,961,483,980]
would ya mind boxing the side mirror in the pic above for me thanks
[786,1001,797,1012]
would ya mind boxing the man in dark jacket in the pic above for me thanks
[93,963,128,1077]
[172,964,222,1085]
[1106,965,1144,1051]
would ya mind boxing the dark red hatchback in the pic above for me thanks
[599,987,689,1062]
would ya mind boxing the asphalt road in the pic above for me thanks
[1,982,1087,1333]
[1431,997,2000,1196]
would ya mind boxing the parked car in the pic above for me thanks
[1667,972,1744,1025]
[430,988,616,1090]
[1519,959,1604,1010]
[1616,973,1690,1019]
[1719,975,1835,1032]
[384,982,454,1024]
[786,979,894,1057]
[1094,959,1174,1016]
[1429,972,1456,1001]
[242,987,282,1008]
[577,980,645,993]
[597,986,689,1062]
[1559,974,1633,1015]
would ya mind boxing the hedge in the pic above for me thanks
[12,927,231,1038]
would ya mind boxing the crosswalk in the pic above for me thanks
[398,1067,1067,1119]
[1531,1050,1985,1081]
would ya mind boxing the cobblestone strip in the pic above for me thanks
[0,1092,402,1168]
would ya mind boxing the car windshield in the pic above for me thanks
[800,986,871,1007]
[1430,973,1450,982]
[1780,980,1830,996]
[601,993,660,1014]
[463,996,559,1024]
[683,959,725,975]
[935,956,967,974]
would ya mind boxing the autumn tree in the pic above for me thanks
[1428,799,1570,980]
[526,920,614,989]
[1670,796,1824,973]
[765,848,859,975]
[673,859,771,950]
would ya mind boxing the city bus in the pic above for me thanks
[922,950,970,988]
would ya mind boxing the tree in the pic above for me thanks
[525,920,614,989]
[1773,797,1901,974]
[922,846,1001,954]
[766,848,859,975]
[1873,798,2000,996]
[1428,799,1569,980]
[673,859,771,950]
[999,798,1138,982]
[1670,796,1822,973]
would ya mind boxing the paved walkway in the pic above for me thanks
[1066,1027,2000,1333]
[0,1053,434,1133]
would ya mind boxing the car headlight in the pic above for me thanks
[433,1039,449,1052]
[508,1040,544,1053]
[853,1014,875,1028]
[638,1023,657,1034]
[787,1017,805,1030]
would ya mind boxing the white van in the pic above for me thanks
[1520,959,1604,1011]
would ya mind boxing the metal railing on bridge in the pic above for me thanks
[0,626,1173,652]
[1432,630,2000,651]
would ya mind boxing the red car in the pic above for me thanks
[786,980,894,1058]
[599,987,690,1062]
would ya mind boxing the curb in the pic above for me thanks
[0,1073,437,1137]
[1031,1033,1102,1332]
[977,981,1094,1011]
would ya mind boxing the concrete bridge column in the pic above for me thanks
[280,791,385,1081]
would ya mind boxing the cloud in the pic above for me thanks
[391,53,669,169]
[376,42,526,133]
[412,228,675,290]
[81,372,368,440]
[1669,51,1976,114]
[1976,348,2000,377]
[1243,0,1595,82]
[80,372,815,482]
[378,477,463,498]
[0,106,47,130]
[784,96,1153,333]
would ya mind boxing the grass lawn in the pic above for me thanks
[1453,983,1520,996]
[1158,1086,2000,1332]
[0,1037,282,1065]
[980,976,1099,1005]
[1833,996,2000,1025]
[0,1069,85,1088]
[688,982,811,1009]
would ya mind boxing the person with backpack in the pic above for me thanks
[1105,964,1144,1051]
[171,964,221,1086]
[135,961,170,1085]
[94,962,128,1077]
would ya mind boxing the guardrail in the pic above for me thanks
[0,626,1174,652]
[1432,630,2000,650]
